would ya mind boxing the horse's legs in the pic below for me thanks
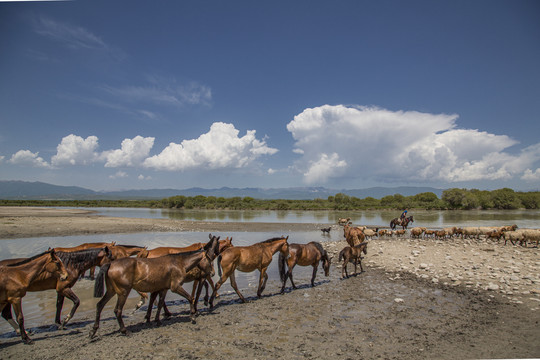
[359,258,364,273]
[2,304,21,334]
[257,267,269,298]
[59,288,81,329]
[310,263,318,287]
[54,294,65,326]
[145,292,159,323]
[154,290,167,325]
[342,259,348,278]
[134,291,147,312]
[170,283,196,323]
[89,289,115,339]
[113,292,130,335]
[210,266,234,308]
[89,266,96,280]
[228,271,246,303]
[12,299,32,344]
[353,259,358,276]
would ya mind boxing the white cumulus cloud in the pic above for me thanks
[303,153,347,185]
[144,122,278,171]
[287,104,540,185]
[103,136,155,167]
[9,150,50,168]
[51,134,100,166]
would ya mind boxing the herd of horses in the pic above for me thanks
[0,229,366,345]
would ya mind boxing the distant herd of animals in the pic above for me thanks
[1,215,538,345]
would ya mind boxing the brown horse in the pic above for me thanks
[390,215,414,230]
[53,242,116,279]
[90,237,218,338]
[278,241,331,293]
[141,235,232,322]
[135,235,233,312]
[1,247,113,330]
[209,236,289,307]
[338,242,368,279]
[343,223,365,246]
[0,249,69,344]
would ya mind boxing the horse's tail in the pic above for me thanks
[217,254,223,277]
[390,219,395,230]
[338,248,345,262]
[93,263,111,298]
[278,252,288,282]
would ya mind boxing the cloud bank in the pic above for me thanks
[287,105,540,185]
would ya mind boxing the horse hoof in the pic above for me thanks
[121,329,131,336]
[23,339,34,345]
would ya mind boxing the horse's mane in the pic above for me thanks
[309,241,325,255]
[114,244,144,249]
[57,248,105,271]
[259,237,287,244]
[7,250,52,267]
[166,249,203,258]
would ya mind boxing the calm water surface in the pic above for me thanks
[85,207,540,229]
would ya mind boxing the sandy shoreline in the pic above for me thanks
[1,207,539,359]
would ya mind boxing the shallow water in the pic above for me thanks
[0,230,340,335]
[82,207,540,229]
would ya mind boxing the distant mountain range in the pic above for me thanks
[0,180,444,200]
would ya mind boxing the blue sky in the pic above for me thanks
[1,0,539,192]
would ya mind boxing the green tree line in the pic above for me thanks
[1,188,539,210]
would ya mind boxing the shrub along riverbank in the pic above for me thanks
[0,188,539,211]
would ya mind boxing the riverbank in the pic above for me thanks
[1,207,539,359]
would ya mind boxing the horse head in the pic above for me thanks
[47,249,69,281]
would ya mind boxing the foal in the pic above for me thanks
[338,242,368,279]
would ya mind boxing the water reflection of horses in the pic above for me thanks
[338,242,368,279]
[90,237,218,338]
[0,249,69,344]
[390,215,414,230]
[209,236,289,307]
[278,241,331,293]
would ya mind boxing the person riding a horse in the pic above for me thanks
[399,210,408,225]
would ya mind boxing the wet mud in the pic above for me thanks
[1,264,539,359]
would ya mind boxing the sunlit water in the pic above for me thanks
[78,207,540,229]
[2,208,539,336]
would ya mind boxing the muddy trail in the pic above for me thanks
[1,264,539,360]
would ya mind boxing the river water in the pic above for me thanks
[1,208,539,336]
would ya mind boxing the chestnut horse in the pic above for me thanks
[1,247,112,330]
[390,215,414,230]
[141,235,232,322]
[278,241,331,293]
[209,236,289,307]
[0,249,69,344]
[343,223,365,246]
[338,242,368,279]
[90,237,218,338]
[135,234,232,313]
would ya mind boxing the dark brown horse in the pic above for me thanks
[141,235,231,322]
[390,215,414,230]
[0,249,69,344]
[90,237,218,338]
[278,241,331,293]
[1,247,113,330]
[209,236,289,307]
[135,234,232,313]
[338,242,368,279]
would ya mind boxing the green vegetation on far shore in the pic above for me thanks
[1,188,539,211]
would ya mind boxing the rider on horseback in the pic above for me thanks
[399,210,408,225]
